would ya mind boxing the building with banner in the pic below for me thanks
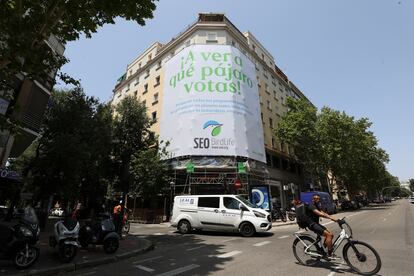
[112,13,314,216]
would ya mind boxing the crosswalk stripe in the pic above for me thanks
[217,250,242,258]
[253,241,271,246]
[278,235,289,239]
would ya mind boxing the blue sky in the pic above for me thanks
[58,0,414,181]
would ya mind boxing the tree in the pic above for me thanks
[0,0,158,128]
[275,97,390,196]
[129,146,170,200]
[275,97,322,177]
[111,96,156,195]
[409,179,414,192]
[21,88,113,203]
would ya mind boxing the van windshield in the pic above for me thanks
[236,195,256,208]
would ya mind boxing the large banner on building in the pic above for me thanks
[160,45,265,162]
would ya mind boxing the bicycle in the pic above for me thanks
[292,218,381,275]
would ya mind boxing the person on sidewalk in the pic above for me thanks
[113,200,123,236]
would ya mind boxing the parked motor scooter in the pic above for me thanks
[0,207,40,269]
[49,217,80,262]
[79,213,119,254]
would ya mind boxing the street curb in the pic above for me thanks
[272,221,297,228]
[13,238,153,276]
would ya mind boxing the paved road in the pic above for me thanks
[67,199,414,276]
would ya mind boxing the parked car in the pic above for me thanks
[410,196,414,204]
[300,191,337,214]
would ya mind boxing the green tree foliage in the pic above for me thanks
[0,0,158,128]
[0,0,157,76]
[111,96,157,195]
[22,88,113,202]
[130,146,170,200]
[408,179,414,192]
[275,97,391,195]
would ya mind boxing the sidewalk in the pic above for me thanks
[1,231,153,276]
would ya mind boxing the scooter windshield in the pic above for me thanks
[22,207,38,225]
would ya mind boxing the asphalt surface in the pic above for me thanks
[66,199,414,276]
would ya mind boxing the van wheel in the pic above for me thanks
[240,222,255,237]
[178,220,191,234]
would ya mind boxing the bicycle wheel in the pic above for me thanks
[292,235,322,266]
[343,241,381,275]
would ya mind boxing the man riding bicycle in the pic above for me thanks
[296,195,338,257]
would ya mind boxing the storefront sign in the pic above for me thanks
[250,186,270,210]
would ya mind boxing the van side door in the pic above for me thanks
[220,197,243,229]
[197,197,221,229]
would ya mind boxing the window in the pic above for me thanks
[153,93,158,104]
[263,70,268,79]
[134,77,139,86]
[143,84,148,93]
[257,77,261,87]
[272,155,280,168]
[231,40,236,46]
[259,96,263,104]
[142,100,146,106]
[134,91,137,97]
[273,90,277,99]
[267,100,272,110]
[271,137,276,148]
[269,118,273,129]
[266,153,271,165]
[186,40,191,46]
[265,83,269,93]
[223,197,240,210]
[261,53,265,60]
[156,61,162,70]
[198,197,219,208]
[207,32,217,42]
[125,83,130,92]
[252,44,256,52]
[148,53,152,61]
[154,76,160,86]
[281,142,285,152]
[129,70,132,76]
[261,113,264,122]
[151,111,157,120]
[138,62,142,69]
[145,69,150,78]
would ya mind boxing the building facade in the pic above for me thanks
[0,35,65,166]
[112,13,313,210]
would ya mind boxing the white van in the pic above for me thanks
[171,195,272,237]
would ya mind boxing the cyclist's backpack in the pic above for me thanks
[295,203,309,229]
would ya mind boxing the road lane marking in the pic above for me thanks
[187,245,207,251]
[383,218,386,221]
[327,272,336,276]
[168,230,176,233]
[253,241,271,246]
[156,264,200,276]
[221,238,239,243]
[217,250,242,258]
[153,232,163,235]
[278,235,289,239]
[133,256,163,264]
[135,265,155,272]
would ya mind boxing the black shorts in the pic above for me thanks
[308,222,327,236]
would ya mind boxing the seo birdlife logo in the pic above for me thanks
[193,120,235,150]
[203,120,222,137]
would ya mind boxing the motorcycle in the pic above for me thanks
[0,207,40,269]
[271,207,287,222]
[79,213,119,254]
[49,217,80,263]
